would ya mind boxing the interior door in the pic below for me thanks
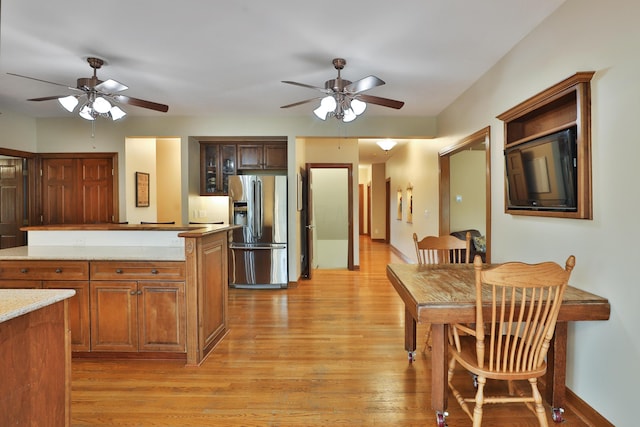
[0,158,26,248]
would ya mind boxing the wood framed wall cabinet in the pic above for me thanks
[497,72,594,219]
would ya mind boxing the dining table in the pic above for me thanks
[386,262,610,426]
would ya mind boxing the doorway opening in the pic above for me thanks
[305,163,354,273]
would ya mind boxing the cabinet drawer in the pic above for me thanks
[90,261,185,281]
[0,261,89,280]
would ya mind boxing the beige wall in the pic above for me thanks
[434,1,637,423]
[449,150,485,234]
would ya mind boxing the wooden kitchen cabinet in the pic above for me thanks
[44,281,90,351]
[200,143,237,195]
[237,143,287,170]
[89,261,186,353]
[0,260,90,352]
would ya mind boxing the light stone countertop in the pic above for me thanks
[0,245,185,261]
[0,289,76,323]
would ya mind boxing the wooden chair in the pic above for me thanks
[413,232,470,265]
[412,232,471,353]
[447,255,575,427]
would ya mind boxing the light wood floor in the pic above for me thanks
[71,236,590,426]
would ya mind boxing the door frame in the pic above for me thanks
[305,163,354,271]
[438,126,491,263]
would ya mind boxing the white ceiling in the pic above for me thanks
[0,0,565,163]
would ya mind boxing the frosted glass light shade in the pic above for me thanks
[58,96,79,112]
[342,108,356,122]
[314,96,337,120]
[79,104,95,121]
[351,98,366,115]
[376,139,397,151]
[109,105,127,120]
[93,96,112,114]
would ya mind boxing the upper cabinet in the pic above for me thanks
[237,144,287,170]
[200,144,237,195]
[199,137,287,196]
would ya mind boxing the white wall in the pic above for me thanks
[434,0,638,424]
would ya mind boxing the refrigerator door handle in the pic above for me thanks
[255,179,263,239]
[230,244,286,250]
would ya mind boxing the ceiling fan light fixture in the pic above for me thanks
[377,139,397,152]
[93,96,112,114]
[109,105,127,120]
[58,95,79,112]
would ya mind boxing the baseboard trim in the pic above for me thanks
[565,387,614,426]
[390,243,413,264]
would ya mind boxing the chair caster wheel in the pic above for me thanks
[408,351,416,363]
[436,411,448,427]
[552,407,565,423]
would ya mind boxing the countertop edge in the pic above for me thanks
[0,289,76,323]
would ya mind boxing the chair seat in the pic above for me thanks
[449,335,547,381]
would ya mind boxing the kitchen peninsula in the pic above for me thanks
[0,223,236,366]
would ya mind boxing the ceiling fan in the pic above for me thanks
[8,57,169,120]
[281,58,404,122]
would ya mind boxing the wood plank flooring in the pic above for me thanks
[71,237,591,426]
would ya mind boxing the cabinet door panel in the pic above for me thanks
[44,281,90,351]
[138,281,186,352]
[237,145,263,169]
[201,236,226,350]
[90,281,137,352]
[264,144,287,169]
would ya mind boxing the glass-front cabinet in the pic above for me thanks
[200,143,236,195]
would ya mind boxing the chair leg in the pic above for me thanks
[529,378,548,427]
[472,375,486,427]
[448,356,473,421]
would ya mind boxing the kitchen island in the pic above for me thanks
[0,223,236,366]
[0,288,75,426]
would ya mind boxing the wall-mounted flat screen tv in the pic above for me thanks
[504,127,577,212]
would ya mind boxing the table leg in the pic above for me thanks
[431,323,448,415]
[546,322,567,422]
[404,307,417,361]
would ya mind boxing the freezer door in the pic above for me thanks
[229,245,288,288]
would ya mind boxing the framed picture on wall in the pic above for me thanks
[136,172,150,207]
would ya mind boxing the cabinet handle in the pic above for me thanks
[151,269,159,275]
[130,290,136,295]
[137,290,143,295]
[55,268,62,274]
[20,268,28,273]
[116,269,123,274]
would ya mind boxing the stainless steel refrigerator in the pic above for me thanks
[229,175,288,288]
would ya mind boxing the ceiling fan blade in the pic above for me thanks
[280,97,322,109]
[27,95,70,102]
[282,80,330,93]
[112,94,169,112]
[345,75,385,94]
[357,94,405,109]
[95,79,128,93]
[7,72,75,89]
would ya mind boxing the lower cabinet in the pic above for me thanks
[43,281,91,351]
[90,280,186,352]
